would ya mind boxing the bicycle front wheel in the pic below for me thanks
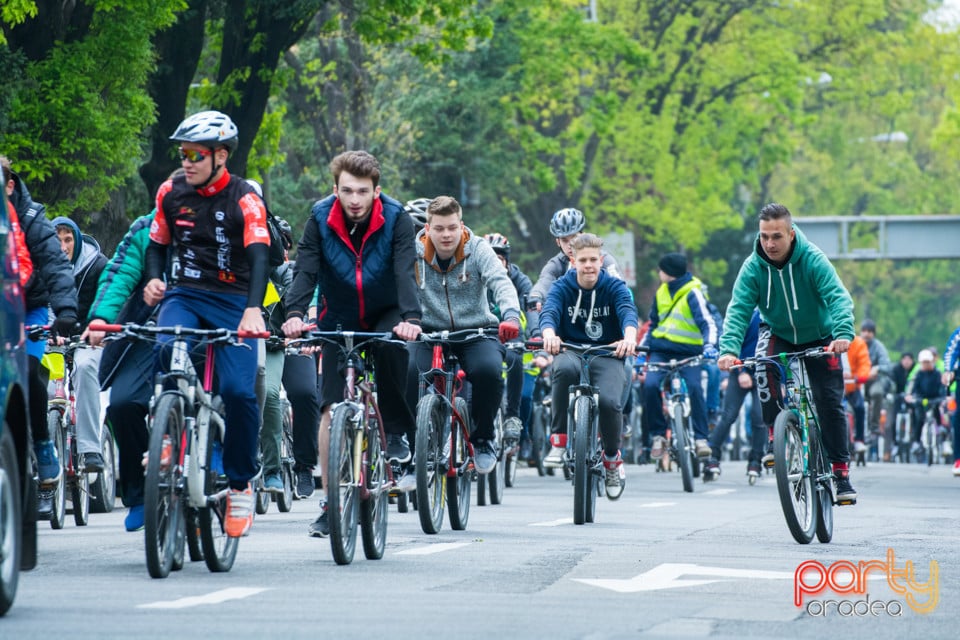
[360,412,388,561]
[328,403,360,565]
[811,422,833,543]
[773,410,816,544]
[144,393,185,579]
[447,397,472,531]
[199,401,238,572]
[415,394,445,534]
[674,405,694,493]
[479,409,506,506]
[47,410,66,530]
[573,395,593,525]
[70,431,90,527]
[89,422,116,513]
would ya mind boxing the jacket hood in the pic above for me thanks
[52,216,82,264]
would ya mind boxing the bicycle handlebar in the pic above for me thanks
[418,327,499,343]
[87,321,271,341]
[732,347,832,369]
[641,354,705,372]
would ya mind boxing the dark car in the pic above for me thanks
[0,176,36,616]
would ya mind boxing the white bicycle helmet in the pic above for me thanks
[405,198,431,230]
[170,110,239,151]
[549,207,585,237]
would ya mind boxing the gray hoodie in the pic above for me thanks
[415,226,520,331]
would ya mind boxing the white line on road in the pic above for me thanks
[529,518,573,527]
[138,587,269,609]
[702,489,736,496]
[396,542,473,556]
[637,501,676,508]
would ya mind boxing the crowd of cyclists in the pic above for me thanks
[5,108,960,560]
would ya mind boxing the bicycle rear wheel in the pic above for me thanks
[447,397,472,531]
[199,402,238,572]
[773,409,816,544]
[674,405,694,493]
[47,410,66,530]
[811,422,833,543]
[479,409,506,506]
[144,393,185,579]
[573,395,593,525]
[360,413,388,560]
[89,422,116,513]
[328,403,360,565]
[415,394,445,534]
[276,414,294,513]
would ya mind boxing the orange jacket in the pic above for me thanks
[843,335,871,394]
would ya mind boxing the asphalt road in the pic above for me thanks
[5,460,957,639]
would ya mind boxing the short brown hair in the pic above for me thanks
[426,195,462,222]
[571,233,603,253]
[759,202,792,223]
[329,150,381,187]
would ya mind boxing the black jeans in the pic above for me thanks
[281,353,321,469]
[408,337,505,443]
[104,340,153,508]
[550,351,627,458]
[755,326,849,465]
[845,389,865,443]
[707,375,765,462]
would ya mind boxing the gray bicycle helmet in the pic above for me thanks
[483,233,511,261]
[170,110,239,152]
[549,207,585,237]
[405,197,431,230]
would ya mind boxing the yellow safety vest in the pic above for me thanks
[651,277,703,346]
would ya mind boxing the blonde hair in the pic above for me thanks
[571,232,603,253]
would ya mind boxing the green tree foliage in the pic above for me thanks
[0,0,183,218]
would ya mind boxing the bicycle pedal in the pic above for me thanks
[836,497,857,506]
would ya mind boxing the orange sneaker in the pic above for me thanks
[225,485,254,538]
[141,435,173,470]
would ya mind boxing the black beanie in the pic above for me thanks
[658,253,687,278]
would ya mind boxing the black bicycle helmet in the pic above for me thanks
[549,207,585,237]
[170,110,239,152]
[404,197,431,230]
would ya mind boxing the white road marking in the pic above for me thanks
[637,501,676,508]
[396,541,473,556]
[576,563,793,593]
[529,518,573,527]
[138,587,268,609]
[702,489,736,496]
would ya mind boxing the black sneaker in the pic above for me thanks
[295,467,315,499]
[386,433,412,463]
[834,472,858,505]
[473,440,498,475]
[82,452,105,473]
[308,502,330,537]
[703,457,721,481]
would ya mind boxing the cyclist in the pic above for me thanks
[859,319,894,449]
[905,349,945,457]
[842,334,871,455]
[717,202,857,505]
[703,309,766,480]
[144,110,269,538]
[2,156,79,501]
[52,217,109,472]
[943,327,960,475]
[639,252,719,461]
[527,207,623,317]
[539,233,637,499]
[483,232,531,447]
[282,151,421,538]
[408,195,521,475]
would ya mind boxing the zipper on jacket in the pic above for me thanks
[777,270,798,343]
[442,271,456,328]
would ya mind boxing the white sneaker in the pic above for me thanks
[603,453,625,500]
[695,439,711,458]
[543,446,565,468]
[650,435,667,460]
[853,441,867,453]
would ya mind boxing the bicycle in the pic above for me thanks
[890,394,912,463]
[535,340,614,525]
[89,321,269,578]
[917,397,948,466]
[641,354,707,493]
[414,328,499,534]
[528,372,552,477]
[736,347,843,544]
[30,327,94,529]
[292,329,401,565]
[255,337,296,515]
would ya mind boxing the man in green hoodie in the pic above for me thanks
[717,203,857,505]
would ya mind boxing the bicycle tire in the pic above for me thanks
[144,393,185,579]
[69,451,90,527]
[171,515,186,571]
[488,410,506,504]
[276,416,294,513]
[199,400,238,573]
[447,397,472,531]
[255,481,270,515]
[360,412,388,560]
[811,421,833,543]
[573,395,592,525]
[674,405,694,493]
[415,394,445,534]
[584,399,601,524]
[773,410,816,544]
[184,508,204,562]
[504,449,518,488]
[925,414,937,466]
[89,423,116,513]
[531,404,549,477]
[0,427,22,617]
[328,403,360,565]
[47,410,66,530]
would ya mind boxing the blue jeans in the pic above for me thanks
[155,287,261,489]
[643,354,709,440]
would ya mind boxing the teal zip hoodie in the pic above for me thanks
[720,225,854,356]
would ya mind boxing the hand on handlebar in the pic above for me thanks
[717,354,738,371]
[827,338,850,354]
